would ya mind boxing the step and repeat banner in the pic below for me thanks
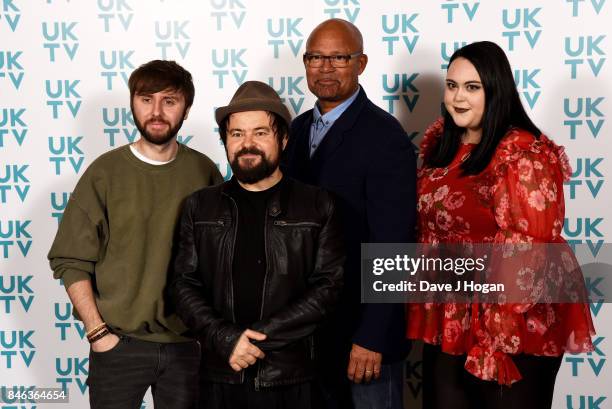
[1,0,610,408]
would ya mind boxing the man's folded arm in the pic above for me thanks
[169,195,243,359]
[252,194,345,350]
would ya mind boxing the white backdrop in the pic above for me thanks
[0,1,610,408]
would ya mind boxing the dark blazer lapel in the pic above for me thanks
[293,111,313,156]
[287,110,313,174]
[310,87,368,167]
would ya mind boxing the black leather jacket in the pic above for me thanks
[169,177,344,388]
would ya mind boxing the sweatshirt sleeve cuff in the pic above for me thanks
[60,269,92,289]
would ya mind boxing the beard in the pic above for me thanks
[134,115,184,146]
[310,79,343,101]
[229,146,280,184]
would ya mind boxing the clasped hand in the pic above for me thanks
[228,329,267,372]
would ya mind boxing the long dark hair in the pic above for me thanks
[425,41,541,175]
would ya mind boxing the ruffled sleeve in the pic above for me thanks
[491,130,571,243]
[463,130,594,386]
[488,131,573,313]
[489,130,594,345]
[419,117,445,162]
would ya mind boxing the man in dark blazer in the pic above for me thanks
[282,18,417,409]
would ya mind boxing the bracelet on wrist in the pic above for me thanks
[88,328,110,343]
[86,322,107,337]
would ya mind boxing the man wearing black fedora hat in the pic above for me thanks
[169,81,345,408]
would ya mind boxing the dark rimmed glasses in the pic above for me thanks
[303,52,362,68]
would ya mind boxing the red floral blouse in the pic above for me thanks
[406,118,595,385]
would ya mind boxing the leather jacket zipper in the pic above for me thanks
[195,220,225,226]
[273,220,320,227]
[254,371,261,391]
[227,196,239,324]
[226,196,244,385]
[260,210,270,321]
[310,336,315,360]
[254,210,271,391]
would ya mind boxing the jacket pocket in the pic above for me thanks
[270,221,319,276]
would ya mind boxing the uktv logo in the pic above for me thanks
[0,330,36,369]
[565,395,607,409]
[0,219,31,258]
[268,76,305,116]
[564,97,605,140]
[0,385,37,409]
[441,0,479,23]
[381,73,419,115]
[45,80,82,119]
[56,357,88,394]
[0,274,34,314]
[0,0,20,32]
[48,136,85,175]
[100,50,135,91]
[97,0,133,32]
[565,35,606,79]
[155,21,191,60]
[566,0,607,17]
[0,50,24,90]
[267,18,303,59]
[514,68,541,110]
[501,7,542,51]
[102,106,136,146]
[322,0,360,23]
[210,0,246,30]
[0,108,27,148]
[42,21,79,62]
[381,13,419,56]
[0,164,30,203]
[54,302,86,341]
[564,157,604,200]
[440,41,467,70]
[564,215,605,257]
[564,336,605,378]
[50,191,70,225]
[211,48,247,88]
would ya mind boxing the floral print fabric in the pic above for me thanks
[407,118,595,385]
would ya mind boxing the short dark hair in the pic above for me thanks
[128,60,195,109]
[425,41,541,175]
[218,111,289,146]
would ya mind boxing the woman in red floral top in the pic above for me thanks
[406,41,595,409]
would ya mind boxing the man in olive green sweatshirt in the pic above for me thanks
[48,60,223,409]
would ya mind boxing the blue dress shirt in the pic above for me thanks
[309,86,361,157]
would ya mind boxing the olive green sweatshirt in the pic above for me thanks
[48,143,223,343]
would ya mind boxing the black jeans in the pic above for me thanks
[87,336,200,409]
[422,344,563,409]
[200,373,318,409]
